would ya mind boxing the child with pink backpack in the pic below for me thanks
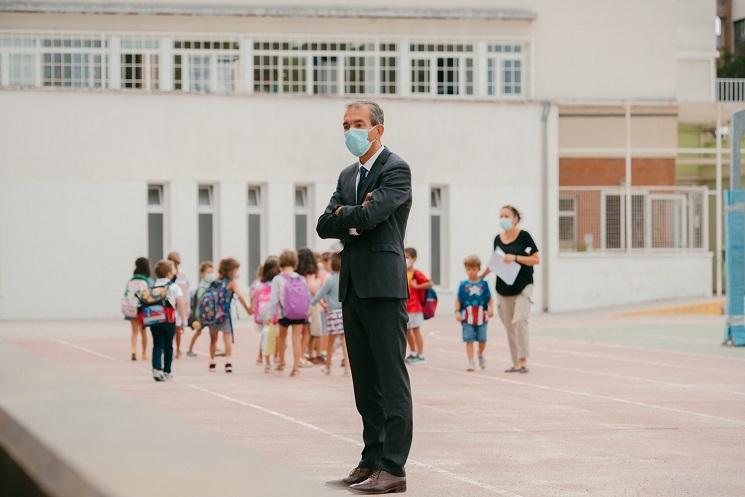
[250,256,280,373]
[267,250,311,377]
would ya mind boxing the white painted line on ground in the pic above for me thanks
[530,346,736,375]
[49,337,525,497]
[419,363,745,426]
[432,347,745,397]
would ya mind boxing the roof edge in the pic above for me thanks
[0,2,537,21]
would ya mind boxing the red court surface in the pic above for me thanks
[1,310,744,497]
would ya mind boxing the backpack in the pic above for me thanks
[253,282,274,325]
[280,273,310,320]
[198,278,233,327]
[418,287,439,320]
[136,282,176,326]
[121,275,149,318]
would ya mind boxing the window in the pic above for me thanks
[411,58,431,94]
[253,39,392,95]
[379,55,397,94]
[247,185,264,281]
[436,57,459,95]
[312,55,338,95]
[344,56,372,94]
[294,186,312,249]
[41,35,107,88]
[120,38,159,90]
[736,19,745,54]
[173,39,239,92]
[198,185,215,264]
[147,185,165,267]
[430,187,447,286]
[409,43,474,96]
[9,54,35,86]
[558,196,576,250]
[486,43,528,98]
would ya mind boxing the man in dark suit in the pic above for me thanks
[317,101,412,494]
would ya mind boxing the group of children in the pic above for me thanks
[121,248,350,381]
[122,243,498,382]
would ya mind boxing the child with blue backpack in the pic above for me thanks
[267,250,311,377]
[138,260,187,382]
[200,257,253,373]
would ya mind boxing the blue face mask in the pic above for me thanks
[499,218,513,231]
[345,128,373,157]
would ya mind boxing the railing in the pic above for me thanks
[558,186,708,253]
[717,78,745,102]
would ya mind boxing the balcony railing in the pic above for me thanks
[717,78,745,102]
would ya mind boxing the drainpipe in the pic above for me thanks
[541,101,550,313]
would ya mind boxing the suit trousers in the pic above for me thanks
[342,277,412,477]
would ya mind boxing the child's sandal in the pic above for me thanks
[209,363,216,372]
[225,363,233,373]
[290,368,300,377]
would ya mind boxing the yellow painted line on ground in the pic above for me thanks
[616,299,725,317]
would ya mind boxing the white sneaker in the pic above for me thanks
[152,369,165,382]
[478,355,486,370]
[163,373,173,381]
[466,360,476,372]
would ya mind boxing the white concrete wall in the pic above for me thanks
[548,253,713,312]
[0,90,546,319]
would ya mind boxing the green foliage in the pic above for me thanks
[718,50,745,78]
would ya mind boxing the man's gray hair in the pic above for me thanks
[346,100,384,126]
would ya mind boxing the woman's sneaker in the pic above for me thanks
[152,369,165,382]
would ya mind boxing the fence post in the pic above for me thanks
[724,109,745,345]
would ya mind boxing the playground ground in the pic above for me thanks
[1,304,743,497]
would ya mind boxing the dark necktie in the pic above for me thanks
[357,166,368,204]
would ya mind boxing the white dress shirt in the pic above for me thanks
[350,145,386,236]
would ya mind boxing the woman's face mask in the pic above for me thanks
[499,217,514,231]
[204,272,216,283]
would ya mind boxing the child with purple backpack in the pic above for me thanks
[267,250,311,377]
[250,256,280,373]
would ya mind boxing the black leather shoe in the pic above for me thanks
[349,469,407,494]
[325,466,374,488]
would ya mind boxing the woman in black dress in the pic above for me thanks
[481,205,540,373]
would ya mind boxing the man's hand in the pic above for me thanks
[362,192,373,207]
[334,206,344,217]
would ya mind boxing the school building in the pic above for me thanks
[0,0,732,319]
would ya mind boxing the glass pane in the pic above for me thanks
[148,213,164,266]
[295,187,307,208]
[430,215,441,285]
[198,213,214,263]
[198,186,212,207]
[247,187,260,207]
[430,188,441,208]
[148,186,162,206]
[248,214,262,281]
[295,214,308,250]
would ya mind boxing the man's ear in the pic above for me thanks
[371,124,385,142]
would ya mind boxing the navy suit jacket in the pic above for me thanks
[316,148,412,301]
